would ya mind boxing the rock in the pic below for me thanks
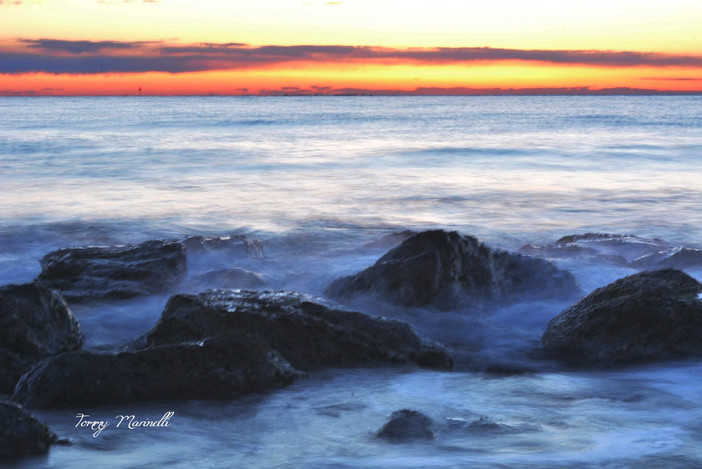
[446,416,516,434]
[632,247,702,270]
[553,233,668,262]
[35,240,187,302]
[542,269,702,366]
[188,268,265,291]
[376,409,434,441]
[183,235,264,263]
[0,283,82,394]
[325,230,580,310]
[13,333,302,409]
[139,289,453,371]
[0,401,57,458]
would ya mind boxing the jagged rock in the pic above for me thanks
[632,247,702,270]
[542,269,702,366]
[187,268,265,292]
[0,284,82,394]
[0,402,57,457]
[13,333,301,409]
[325,230,580,309]
[139,289,453,371]
[376,409,434,441]
[35,240,187,302]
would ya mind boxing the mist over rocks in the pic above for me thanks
[325,230,581,310]
[542,269,702,366]
[0,283,82,394]
[12,333,302,409]
[0,401,58,458]
[139,289,453,371]
[183,235,264,272]
[35,240,187,302]
[188,267,266,291]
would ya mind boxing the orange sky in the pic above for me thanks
[1,1,701,95]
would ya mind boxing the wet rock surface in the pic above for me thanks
[0,401,57,458]
[326,230,580,309]
[13,333,302,409]
[35,240,187,302]
[140,289,453,371]
[0,283,82,394]
[542,269,702,366]
[376,409,435,441]
[631,247,702,270]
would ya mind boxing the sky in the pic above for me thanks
[1,0,701,95]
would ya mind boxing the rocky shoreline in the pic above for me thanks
[2,229,702,457]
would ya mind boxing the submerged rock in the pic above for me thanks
[376,409,434,441]
[446,416,516,434]
[140,289,453,371]
[183,235,263,263]
[35,240,187,302]
[188,268,265,291]
[632,247,702,270]
[0,284,82,394]
[542,269,702,366]
[325,230,580,309]
[13,333,301,409]
[523,233,668,265]
[0,401,57,457]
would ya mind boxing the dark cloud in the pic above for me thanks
[2,39,702,74]
[19,38,158,54]
[642,76,702,81]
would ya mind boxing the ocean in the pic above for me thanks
[1,96,702,467]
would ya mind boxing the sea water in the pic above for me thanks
[1,96,702,467]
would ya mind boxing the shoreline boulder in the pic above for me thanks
[0,284,82,394]
[13,333,301,409]
[139,289,453,371]
[0,401,57,458]
[35,240,187,302]
[325,230,580,310]
[542,269,702,366]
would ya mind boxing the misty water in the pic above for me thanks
[1,96,702,467]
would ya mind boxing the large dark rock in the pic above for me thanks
[13,333,301,409]
[542,269,702,366]
[35,240,187,302]
[0,401,57,458]
[325,230,580,309]
[376,409,434,441]
[0,284,82,394]
[139,289,453,371]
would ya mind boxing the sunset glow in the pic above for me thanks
[2,0,701,95]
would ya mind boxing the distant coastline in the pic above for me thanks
[3,88,702,97]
